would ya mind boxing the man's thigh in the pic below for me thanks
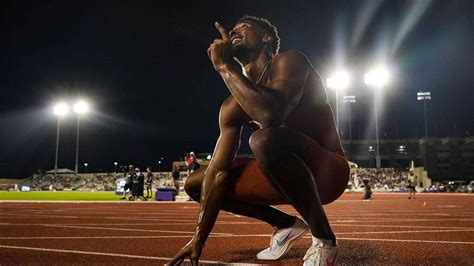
[300,134,349,204]
[233,131,349,205]
[228,157,287,205]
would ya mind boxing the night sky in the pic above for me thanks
[1,0,473,178]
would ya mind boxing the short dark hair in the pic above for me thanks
[237,15,280,54]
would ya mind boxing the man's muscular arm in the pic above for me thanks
[220,52,308,128]
[210,23,309,128]
[193,97,247,245]
[169,97,249,265]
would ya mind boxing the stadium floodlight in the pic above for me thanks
[53,102,69,116]
[365,66,390,169]
[84,162,88,172]
[364,66,390,87]
[207,154,212,160]
[327,71,351,133]
[327,71,350,90]
[417,91,431,138]
[397,145,406,154]
[73,101,89,114]
[52,102,69,178]
[114,162,118,172]
[73,100,90,175]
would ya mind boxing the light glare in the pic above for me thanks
[74,101,89,114]
[327,71,350,90]
[364,67,390,87]
[53,103,69,116]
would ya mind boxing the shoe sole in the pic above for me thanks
[257,224,309,260]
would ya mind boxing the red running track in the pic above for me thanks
[0,193,473,265]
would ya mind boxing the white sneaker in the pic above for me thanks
[256,216,308,260]
[303,238,339,266]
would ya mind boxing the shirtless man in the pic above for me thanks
[169,15,349,265]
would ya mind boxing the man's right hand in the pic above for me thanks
[167,238,203,266]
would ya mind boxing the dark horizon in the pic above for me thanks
[1,0,473,178]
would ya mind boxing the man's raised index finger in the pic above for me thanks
[215,22,230,41]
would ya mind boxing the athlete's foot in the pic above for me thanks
[303,238,338,266]
[256,216,308,260]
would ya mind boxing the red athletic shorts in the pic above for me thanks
[228,134,349,205]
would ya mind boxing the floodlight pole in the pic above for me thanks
[374,88,381,169]
[54,117,61,178]
[75,115,80,175]
[343,95,356,153]
[348,102,352,144]
[423,100,428,138]
[417,91,431,139]
[335,88,339,134]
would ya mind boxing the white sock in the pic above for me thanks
[312,236,333,246]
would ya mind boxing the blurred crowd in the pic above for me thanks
[1,166,470,194]
[350,168,412,192]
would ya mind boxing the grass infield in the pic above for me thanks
[0,191,123,201]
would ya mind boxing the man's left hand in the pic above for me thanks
[207,22,236,72]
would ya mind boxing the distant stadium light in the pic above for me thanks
[364,66,390,87]
[343,95,356,103]
[417,91,431,100]
[397,145,406,153]
[207,154,212,160]
[73,101,89,114]
[53,103,69,116]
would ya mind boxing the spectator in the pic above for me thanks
[121,165,135,200]
[145,167,154,199]
[191,152,201,172]
[361,179,372,200]
[132,168,146,201]
[407,170,418,199]
[172,166,181,192]
[185,153,194,175]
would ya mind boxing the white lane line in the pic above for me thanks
[0,221,263,226]
[2,233,474,246]
[0,236,194,240]
[0,244,254,265]
[331,224,474,230]
[334,237,474,245]
[0,201,197,204]
[4,214,472,223]
[0,214,79,218]
[335,229,474,235]
[3,223,474,231]
[327,213,474,217]
[332,218,474,222]
[41,224,232,236]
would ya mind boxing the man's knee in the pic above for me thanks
[249,127,281,155]
[184,179,199,202]
[184,168,205,202]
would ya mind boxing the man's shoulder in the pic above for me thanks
[273,50,310,65]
